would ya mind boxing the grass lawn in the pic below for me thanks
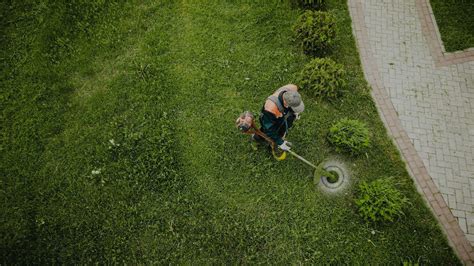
[430,0,474,52]
[1,0,459,264]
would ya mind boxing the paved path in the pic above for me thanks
[348,0,474,263]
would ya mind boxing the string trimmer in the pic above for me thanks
[236,111,334,183]
[236,111,287,161]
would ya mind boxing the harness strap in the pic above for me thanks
[267,89,293,137]
[267,94,285,113]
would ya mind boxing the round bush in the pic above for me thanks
[299,58,346,100]
[327,118,370,155]
[292,10,336,55]
[355,178,409,223]
[292,0,325,9]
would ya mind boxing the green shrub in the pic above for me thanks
[299,58,346,100]
[327,118,370,155]
[356,178,409,223]
[292,0,325,10]
[292,10,336,55]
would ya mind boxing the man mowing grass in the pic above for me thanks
[253,84,304,151]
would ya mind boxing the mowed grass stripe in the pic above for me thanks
[2,1,190,263]
[167,2,348,262]
[170,2,315,213]
[33,2,187,262]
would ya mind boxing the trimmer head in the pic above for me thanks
[314,159,351,193]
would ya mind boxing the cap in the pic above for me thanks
[283,91,305,113]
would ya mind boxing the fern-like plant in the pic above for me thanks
[292,10,336,55]
[299,58,346,100]
[327,118,370,155]
[356,178,409,223]
[292,0,325,9]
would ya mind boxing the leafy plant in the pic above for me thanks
[292,10,336,55]
[356,178,409,223]
[299,57,346,100]
[327,118,370,155]
[291,0,325,10]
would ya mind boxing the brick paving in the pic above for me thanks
[348,0,474,263]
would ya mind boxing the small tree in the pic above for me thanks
[327,118,370,156]
[299,58,346,100]
[293,10,336,55]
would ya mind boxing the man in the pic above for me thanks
[253,84,304,151]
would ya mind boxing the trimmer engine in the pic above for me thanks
[235,111,255,132]
[235,110,287,160]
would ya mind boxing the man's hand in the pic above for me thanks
[279,141,292,151]
[295,113,301,120]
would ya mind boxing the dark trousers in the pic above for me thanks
[253,114,296,144]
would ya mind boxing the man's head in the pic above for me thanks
[283,91,304,113]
